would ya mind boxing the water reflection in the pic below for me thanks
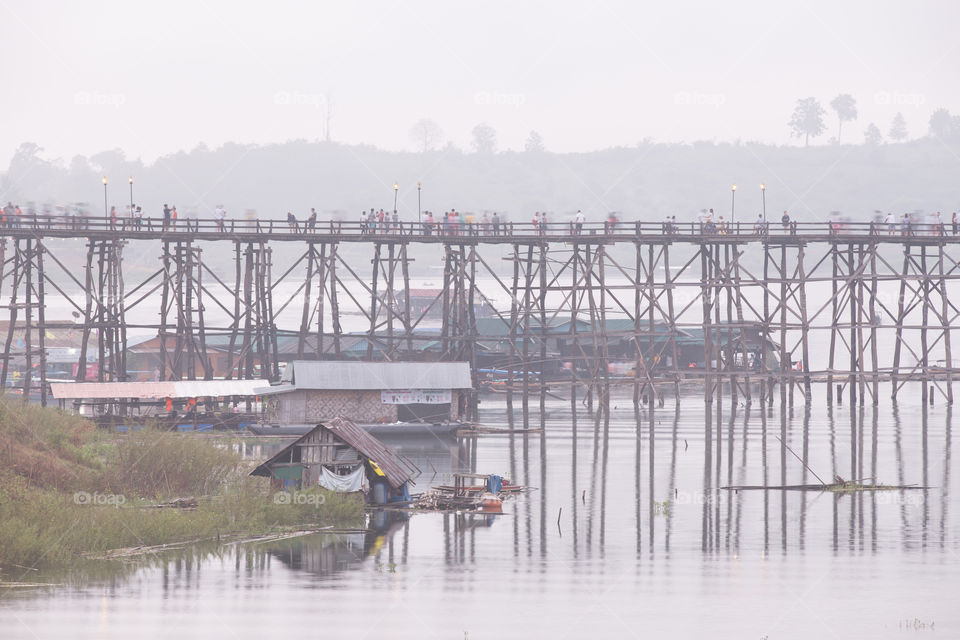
[2,391,957,640]
[267,511,409,579]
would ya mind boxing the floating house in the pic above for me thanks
[250,418,419,504]
[256,361,473,424]
[393,288,491,321]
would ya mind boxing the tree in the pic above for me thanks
[889,112,908,142]
[864,123,883,145]
[788,97,827,146]
[471,123,497,154]
[90,148,127,172]
[829,94,857,143]
[524,130,545,152]
[928,108,957,138]
[409,119,444,153]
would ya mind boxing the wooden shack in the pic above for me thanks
[256,361,473,424]
[250,417,419,504]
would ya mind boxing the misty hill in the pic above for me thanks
[4,138,960,229]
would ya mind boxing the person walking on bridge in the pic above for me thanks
[884,212,895,235]
[780,210,790,233]
[574,210,585,235]
[287,211,297,232]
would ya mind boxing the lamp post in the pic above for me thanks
[417,181,422,223]
[393,182,399,215]
[102,177,108,217]
[760,183,766,222]
[731,183,737,224]
[129,176,134,217]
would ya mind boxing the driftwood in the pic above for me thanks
[87,526,372,559]
[722,479,927,492]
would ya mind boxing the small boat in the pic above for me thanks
[479,492,503,512]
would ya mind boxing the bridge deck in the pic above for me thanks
[1,216,956,244]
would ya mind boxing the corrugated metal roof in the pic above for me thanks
[50,379,270,400]
[251,417,419,489]
[325,417,420,488]
[253,384,296,395]
[289,361,472,390]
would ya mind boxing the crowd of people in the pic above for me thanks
[360,208,504,236]
[2,201,958,239]
[880,211,957,236]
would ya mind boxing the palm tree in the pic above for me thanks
[829,94,857,143]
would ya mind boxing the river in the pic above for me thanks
[0,383,956,638]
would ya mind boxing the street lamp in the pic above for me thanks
[417,181,422,223]
[129,176,134,217]
[102,176,108,217]
[393,182,399,214]
[731,183,737,223]
[760,183,766,222]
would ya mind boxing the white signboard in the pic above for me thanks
[381,389,452,405]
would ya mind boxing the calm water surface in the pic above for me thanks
[1,384,956,639]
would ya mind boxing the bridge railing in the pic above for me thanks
[2,215,954,240]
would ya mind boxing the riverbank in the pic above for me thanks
[0,400,364,571]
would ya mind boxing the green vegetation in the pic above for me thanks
[0,400,364,571]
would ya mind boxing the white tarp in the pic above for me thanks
[380,389,452,404]
[50,379,270,400]
[317,465,366,492]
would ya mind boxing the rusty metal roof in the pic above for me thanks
[250,417,419,489]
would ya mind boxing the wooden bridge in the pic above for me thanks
[1,215,957,414]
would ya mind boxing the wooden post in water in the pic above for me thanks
[938,243,954,404]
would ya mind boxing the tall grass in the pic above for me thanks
[0,399,101,491]
[0,403,365,570]
[103,429,242,498]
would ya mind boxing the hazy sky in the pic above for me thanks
[3,0,959,164]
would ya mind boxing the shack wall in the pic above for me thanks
[267,390,397,424]
[266,389,465,424]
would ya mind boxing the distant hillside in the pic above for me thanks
[3,138,960,229]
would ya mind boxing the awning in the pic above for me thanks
[49,379,270,400]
